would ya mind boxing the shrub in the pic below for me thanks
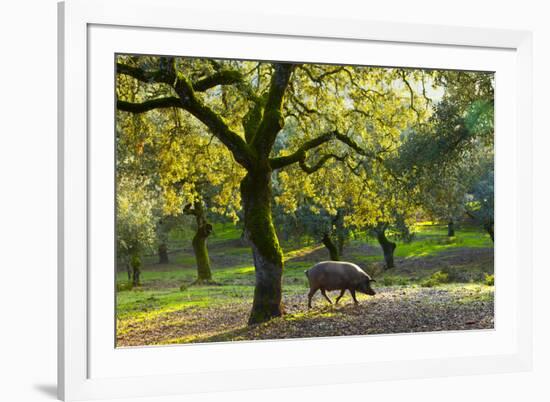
[420,271,450,287]
[441,266,486,283]
[484,273,495,286]
[364,263,385,279]
[441,266,471,282]
[381,275,409,286]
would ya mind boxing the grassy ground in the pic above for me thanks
[116,223,494,347]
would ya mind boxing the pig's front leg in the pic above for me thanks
[350,289,359,304]
[335,289,346,304]
[320,289,333,305]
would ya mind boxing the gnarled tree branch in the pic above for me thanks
[270,130,398,182]
[117,62,243,92]
[399,70,421,122]
[116,61,254,169]
[251,63,295,153]
[116,62,172,85]
[117,97,182,113]
[269,131,338,169]
[193,70,243,92]
[299,153,347,174]
[171,71,254,168]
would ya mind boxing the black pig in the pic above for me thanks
[305,261,376,308]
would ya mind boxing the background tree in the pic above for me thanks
[155,215,180,264]
[274,201,350,261]
[394,71,494,241]
[352,162,418,269]
[116,176,157,286]
[418,160,473,236]
[117,66,243,283]
[466,164,494,241]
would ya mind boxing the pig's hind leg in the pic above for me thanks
[307,288,318,309]
[320,289,333,305]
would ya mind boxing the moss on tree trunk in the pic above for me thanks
[126,260,132,281]
[375,225,396,269]
[158,243,169,264]
[241,167,284,325]
[130,254,141,286]
[192,227,213,281]
[485,221,494,242]
[190,202,213,281]
[322,233,340,261]
[335,209,345,257]
[447,220,455,237]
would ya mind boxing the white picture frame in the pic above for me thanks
[58,0,533,400]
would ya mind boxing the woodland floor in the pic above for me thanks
[117,285,494,346]
[116,225,494,347]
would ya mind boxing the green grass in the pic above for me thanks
[116,262,311,325]
[117,285,253,320]
[398,225,491,255]
[209,224,243,242]
[354,223,492,258]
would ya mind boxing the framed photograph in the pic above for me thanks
[58,0,533,400]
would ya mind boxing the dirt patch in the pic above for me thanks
[399,247,493,269]
[393,248,494,279]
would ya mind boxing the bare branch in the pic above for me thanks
[116,62,169,84]
[193,70,243,91]
[299,153,347,174]
[399,70,421,121]
[271,130,383,172]
[117,62,243,92]
[333,131,376,158]
[270,131,337,169]
[117,97,182,113]
[298,65,346,85]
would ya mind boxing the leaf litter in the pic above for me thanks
[117,285,493,347]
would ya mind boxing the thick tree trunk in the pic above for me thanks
[241,167,284,325]
[192,227,213,281]
[130,255,141,286]
[447,220,455,237]
[375,226,396,269]
[191,202,213,281]
[132,269,140,287]
[485,221,494,242]
[335,209,345,257]
[158,243,169,264]
[337,232,345,257]
[322,233,340,261]
[239,229,248,246]
[126,260,131,281]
